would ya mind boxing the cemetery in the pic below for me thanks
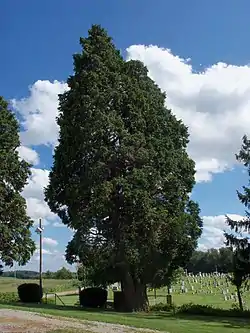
[149,273,250,309]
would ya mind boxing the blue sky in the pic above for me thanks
[1,0,250,271]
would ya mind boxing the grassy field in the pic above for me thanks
[0,277,76,293]
[1,302,250,333]
[1,275,250,332]
[2,275,250,310]
[58,285,250,310]
[59,291,250,309]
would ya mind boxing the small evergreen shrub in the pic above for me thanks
[79,287,107,308]
[17,283,43,303]
[0,292,19,303]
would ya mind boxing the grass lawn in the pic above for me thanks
[58,290,250,309]
[1,302,250,333]
[0,277,76,293]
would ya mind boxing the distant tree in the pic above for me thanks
[54,267,73,280]
[0,263,3,276]
[43,270,54,279]
[0,97,35,267]
[227,247,250,311]
[186,247,234,274]
[45,25,202,312]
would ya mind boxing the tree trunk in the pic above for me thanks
[121,272,149,312]
[236,285,243,311]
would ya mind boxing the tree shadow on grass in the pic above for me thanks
[173,313,250,329]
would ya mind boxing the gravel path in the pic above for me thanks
[0,309,161,333]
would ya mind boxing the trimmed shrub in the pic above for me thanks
[17,283,43,303]
[0,292,19,304]
[176,303,250,318]
[79,287,107,308]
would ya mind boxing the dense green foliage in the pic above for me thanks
[17,283,43,303]
[45,25,202,311]
[225,135,250,264]
[186,247,234,273]
[176,303,250,318]
[79,287,107,308]
[224,136,250,309]
[43,267,75,280]
[0,292,19,303]
[0,96,35,267]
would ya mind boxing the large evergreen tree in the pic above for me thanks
[225,135,250,280]
[45,25,202,311]
[0,97,35,267]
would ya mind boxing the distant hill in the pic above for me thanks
[1,270,39,279]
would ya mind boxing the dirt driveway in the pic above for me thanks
[0,309,160,333]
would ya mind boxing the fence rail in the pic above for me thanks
[45,292,66,306]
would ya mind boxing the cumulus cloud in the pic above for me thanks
[198,214,245,251]
[22,168,57,224]
[43,237,58,247]
[23,251,75,272]
[22,168,49,200]
[34,248,52,255]
[13,48,250,184]
[126,45,250,181]
[53,222,67,228]
[17,146,40,165]
[11,43,250,262]
[12,80,69,147]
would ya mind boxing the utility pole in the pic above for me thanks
[35,218,44,299]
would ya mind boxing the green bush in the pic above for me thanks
[176,303,250,318]
[17,283,43,303]
[150,302,175,312]
[79,287,107,308]
[0,292,19,303]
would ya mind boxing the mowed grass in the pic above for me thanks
[0,277,76,293]
[1,275,250,332]
[59,287,250,310]
[1,302,250,333]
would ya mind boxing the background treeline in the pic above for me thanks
[1,247,233,280]
[185,247,233,274]
[1,267,76,280]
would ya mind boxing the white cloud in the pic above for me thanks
[198,214,245,251]
[126,45,250,181]
[26,198,53,225]
[43,237,58,247]
[34,248,52,255]
[53,222,66,228]
[22,251,75,272]
[11,44,250,261]
[12,50,250,183]
[22,168,57,224]
[12,80,69,147]
[17,146,40,165]
[22,168,49,200]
